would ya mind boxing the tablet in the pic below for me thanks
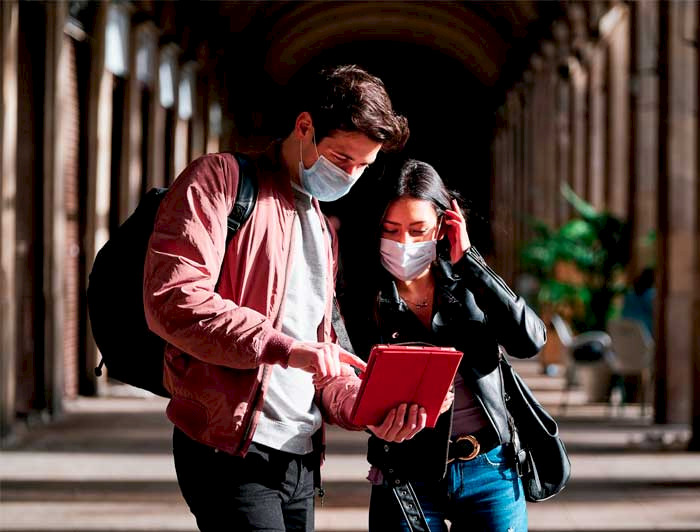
[350,344,463,428]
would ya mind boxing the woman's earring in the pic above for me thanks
[437,218,446,239]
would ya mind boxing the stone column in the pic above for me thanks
[120,22,145,222]
[529,55,547,225]
[587,38,608,211]
[541,42,559,228]
[656,0,698,425]
[569,3,590,202]
[190,46,208,160]
[0,0,18,439]
[43,1,68,413]
[521,71,535,242]
[554,22,572,225]
[604,3,631,219]
[693,2,700,452]
[513,86,527,273]
[629,0,659,276]
[147,45,167,190]
[84,5,111,396]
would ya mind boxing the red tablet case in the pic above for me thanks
[350,345,463,428]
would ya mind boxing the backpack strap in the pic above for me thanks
[323,218,356,355]
[227,153,258,243]
[226,157,353,357]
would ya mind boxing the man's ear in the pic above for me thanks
[294,112,313,139]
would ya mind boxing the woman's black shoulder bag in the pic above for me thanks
[499,349,571,502]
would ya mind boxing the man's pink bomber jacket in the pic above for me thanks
[143,148,363,456]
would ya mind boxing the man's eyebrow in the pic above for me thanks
[332,149,375,165]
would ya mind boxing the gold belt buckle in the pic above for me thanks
[448,434,481,463]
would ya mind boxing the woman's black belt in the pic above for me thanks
[448,427,500,463]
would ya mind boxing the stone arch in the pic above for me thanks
[263,2,509,86]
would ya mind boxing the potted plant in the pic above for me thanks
[520,184,631,334]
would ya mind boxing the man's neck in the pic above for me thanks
[280,133,302,186]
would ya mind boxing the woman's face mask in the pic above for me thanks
[380,238,437,281]
[379,196,442,281]
[299,138,362,201]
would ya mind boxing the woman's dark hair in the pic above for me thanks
[380,159,458,219]
[294,65,409,152]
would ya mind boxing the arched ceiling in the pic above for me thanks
[263,2,513,86]
[188,1,554,90]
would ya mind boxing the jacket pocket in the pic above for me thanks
[167,396,210,439]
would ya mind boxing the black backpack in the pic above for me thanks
[87,154,258,397]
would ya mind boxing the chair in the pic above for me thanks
[551,314,613,411]
[606,318,655,416]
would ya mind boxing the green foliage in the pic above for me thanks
[520,184,631,332]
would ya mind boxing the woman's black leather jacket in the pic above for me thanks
[366,245,547,482]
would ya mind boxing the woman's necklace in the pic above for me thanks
[402,296,431,308]
[400,283,434,309]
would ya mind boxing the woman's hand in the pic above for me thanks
[367,403,427,443]
[439,388,454,415]
[444,199,471,264]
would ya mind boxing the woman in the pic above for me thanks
[363,159,547,531]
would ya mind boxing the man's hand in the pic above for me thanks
[367,403,427,443]
[288,341,367,388]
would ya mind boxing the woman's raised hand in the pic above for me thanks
[367,403,427,443]
[443,199,471,264]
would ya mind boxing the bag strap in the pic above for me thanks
[331,297,355,354]
[322,216,356,355]
[498,348,528,478]
[227,153,258,243]
[391,479,430,532]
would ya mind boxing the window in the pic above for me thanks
[178,63,196,120]
[105,4,129,77]
[136,25,157,88]
[158,45,178,109]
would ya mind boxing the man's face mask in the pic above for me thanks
[379,238,437,281]
[298,136,363,202]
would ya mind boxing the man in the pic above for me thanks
[143,65,425,531]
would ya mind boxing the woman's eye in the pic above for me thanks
[410,229,429,236]
[381,227,397,234]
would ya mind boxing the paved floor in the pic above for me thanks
[1,359,699,531]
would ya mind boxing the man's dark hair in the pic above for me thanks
[298,65,409,152]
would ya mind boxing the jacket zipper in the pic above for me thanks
[237,210,298,455]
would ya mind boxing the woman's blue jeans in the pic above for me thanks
[369,444,527,532]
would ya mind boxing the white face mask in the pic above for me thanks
[380,238,437,281]
[298,138,362,202]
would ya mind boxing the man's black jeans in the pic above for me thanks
[173,427,316,531]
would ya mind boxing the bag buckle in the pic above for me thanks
[514,448,528,478]
[447,434,480,463]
